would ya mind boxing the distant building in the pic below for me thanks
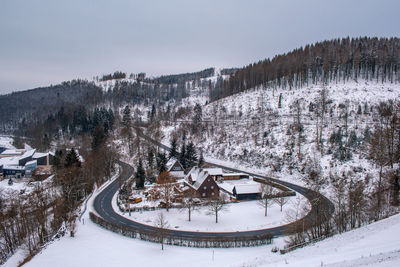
[33,152,54,166]
[0,149,53,180]
[2,166,25,179]
[198,167,250,182]
[0,149,26,158]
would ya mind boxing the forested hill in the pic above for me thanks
[0,68,217,135]
[211,37,400,101]
[0,80,103,132]
[148,67,215,84]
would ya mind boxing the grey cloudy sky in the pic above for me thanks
[0,0,399,94]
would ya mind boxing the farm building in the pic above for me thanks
[222,172,249,180]
[232,184,261,200]
[203,168,223,181]
[201,168,249,181]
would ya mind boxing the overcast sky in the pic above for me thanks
[0,0,399,94]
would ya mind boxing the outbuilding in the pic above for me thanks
[232,184,261,200]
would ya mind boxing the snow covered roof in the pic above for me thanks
[20,149,36,159]
[166,157,183,171]
[33,152,48,159]
[25,160,37,166]
[233,184,261,194]
[193,171,210,190]
[223,172,248,177]
[203,168,223,176]
[0,156,19,166]
[0,149,25,156]
[2,165,25,171]
[185,167,210,190]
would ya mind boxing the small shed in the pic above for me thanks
[232,184,261,200]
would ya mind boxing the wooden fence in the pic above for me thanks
[90,212,273,248]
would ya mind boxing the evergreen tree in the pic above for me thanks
[53,149,64,169]
[198,150,204,167]
[107,108,115,131]
[147,149,154,169]
[169,137,178,159]
[150,104,156,122]
[92,123,106,150]
[192,103,203,134]
[179,143,187,169]
[357,105,362,115]
[65,148,81,168]
[122,105,131,127]
[135,159,145,188]
[156,153,167,174]
[186,142,198,167]
[278,93,282,108]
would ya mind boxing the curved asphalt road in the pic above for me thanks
[93,130,335,240]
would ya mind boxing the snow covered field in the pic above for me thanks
[5,186,399,267]
[114,195,308,232]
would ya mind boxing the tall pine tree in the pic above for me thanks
[179,143,187,169]
[169,137,178,159]
[186,142,198,167]
[135,159,145,188]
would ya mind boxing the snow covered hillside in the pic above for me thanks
[6,189,400,267]
[161,79,400,201]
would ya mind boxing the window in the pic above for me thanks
[211,186,214,189]
[202,193,206,197]
[211,192,215,196]
[203,186,207,190]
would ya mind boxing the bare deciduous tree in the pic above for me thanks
[156,171,176,211]
[258,184,275,216]
[274,196,289,212]
[154,212,169,250]
[181,190,199,222]
[207,194,228,223]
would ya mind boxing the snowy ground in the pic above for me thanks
[0,178,29,195]
[0,175,54,198]
[114,194,307,232]
[6,185,399,267]
[0,136,15,150]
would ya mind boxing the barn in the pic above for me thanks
[222,172,249,180]
[232,184,261,200]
